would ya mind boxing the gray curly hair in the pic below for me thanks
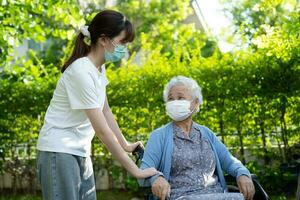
[163,76,203,109]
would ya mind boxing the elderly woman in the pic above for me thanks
[139,76,255,200]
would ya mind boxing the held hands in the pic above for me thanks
[152,176,171,200]
[123,141,144,153]
[237,175,255,200]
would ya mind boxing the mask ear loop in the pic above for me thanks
[108,40,127,54]
[111,40,117,48]
[190,99,199,116]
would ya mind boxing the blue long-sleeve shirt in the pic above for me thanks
[138,122,250,192]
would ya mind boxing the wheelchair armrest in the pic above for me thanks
[250,174,270,200]
[224,174,270,200]
[225,174,259,183]
[139,186,152,193]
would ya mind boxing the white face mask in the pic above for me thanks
[166,100,195,121]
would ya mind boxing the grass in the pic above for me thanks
[0,195,41,200]
[0,190,142,200]
[270,195,296,200]
[0,191,296,200]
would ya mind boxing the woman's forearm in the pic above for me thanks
[85,108,138,176]
[103,106,128,148]
[103,97,128,148]
[96,127,138,174]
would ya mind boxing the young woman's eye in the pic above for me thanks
[120,40,128,46]
[178,97,185,100]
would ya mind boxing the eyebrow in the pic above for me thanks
[177,92,185,95]
[168,92,185,98]
[173,92,185,96]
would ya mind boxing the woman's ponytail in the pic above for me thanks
[61,32,91,73]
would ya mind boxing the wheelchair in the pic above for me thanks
[133,145,270,200]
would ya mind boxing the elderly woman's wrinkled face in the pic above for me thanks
[166,85,199,121]
[168,85,195,109]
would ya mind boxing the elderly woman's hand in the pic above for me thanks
[237,175,255,200]
[152,176,171,200]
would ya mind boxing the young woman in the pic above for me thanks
[36,10,157,200]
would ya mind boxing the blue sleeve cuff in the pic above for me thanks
[149,172,165,185]
[236,169,251,178]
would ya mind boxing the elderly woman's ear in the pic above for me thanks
[191,98,200,113]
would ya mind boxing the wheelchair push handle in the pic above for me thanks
[132,144,144,164]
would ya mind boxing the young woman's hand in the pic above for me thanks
[133,167,158,179]
[123,141,144,153]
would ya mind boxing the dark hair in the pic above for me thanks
[61,10,135,73]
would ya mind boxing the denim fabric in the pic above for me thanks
[37,151,96,200]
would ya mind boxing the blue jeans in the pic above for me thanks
[37,151,97,200]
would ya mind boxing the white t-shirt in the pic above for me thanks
[37,57,109,157]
